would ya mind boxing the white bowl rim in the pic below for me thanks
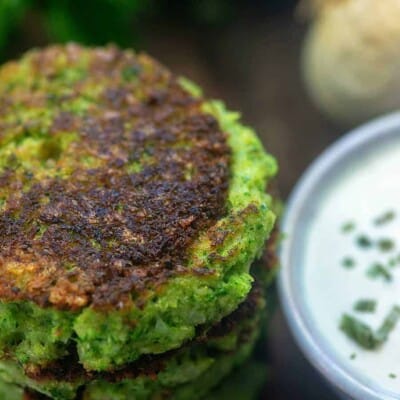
[278,111,400,400]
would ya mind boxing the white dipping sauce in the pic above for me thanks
[303,139,400,394]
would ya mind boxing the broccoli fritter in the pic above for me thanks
[0,283,265,400]
[0,44,277,374]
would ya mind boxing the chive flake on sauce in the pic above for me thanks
[340,306,400,349]
[350,353,357,360]
[367,263,393,282]
[374,306,400,343]
[374,210,396,226]
[354,299,377,313]
[340,314,380,349]
[341,221,356,233]
[377,238,395,253]
[342,257,356,269]
[388,257,398,268]
[389,373,397,379]
[356,235,372,249]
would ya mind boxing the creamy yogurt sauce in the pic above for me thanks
[303,138,400,394]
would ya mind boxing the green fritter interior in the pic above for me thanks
[83,336,257,400]
[0,44,277,372]
[10,361,267,400]
[3,336,258,400]
[0,285,265,400]
[0,230,278,400]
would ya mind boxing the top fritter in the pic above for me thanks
[0,44,276,371]
[0,44,230,310]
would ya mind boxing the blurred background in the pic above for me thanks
[4,0,397,398]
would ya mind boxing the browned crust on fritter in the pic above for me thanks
[22,230,278,386]
[23,390,51,400]
[23,388,84,400]
[20,234,278,400]
[24,285,262,384]
[25,228,279,388]
[18,231,278,399]
[0,45,230,310]
[259,225,279,273]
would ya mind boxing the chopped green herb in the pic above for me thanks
[340,306,400,349]
[374,306,400,343]
[377,238,395,253]
[389,373,397,379]
[388,257,398,268]
[341,221,356,233]
[356,235,372,249]
[340,314,380,349]
[342,257,356,269]
[367,263,393,282]
[374,210,396,226]
[354,299,377,313]
[350,353,357,360]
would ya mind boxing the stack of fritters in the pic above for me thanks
[0,44,278,400]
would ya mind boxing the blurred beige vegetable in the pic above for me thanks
[301,0,400,126]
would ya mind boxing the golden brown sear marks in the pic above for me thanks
[18,230,278,397]
[0,45,230,310]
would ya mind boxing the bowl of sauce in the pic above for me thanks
[279,112,400,400]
